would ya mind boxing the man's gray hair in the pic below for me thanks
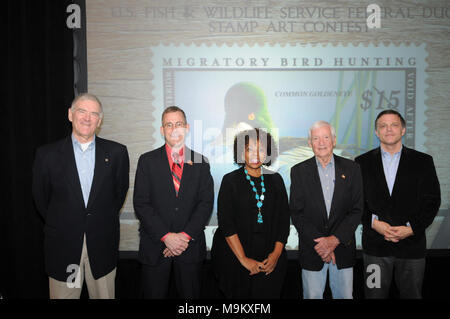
[308,120,336,140]
[71,93,103,118]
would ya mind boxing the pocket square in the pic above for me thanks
[341,174,346,179]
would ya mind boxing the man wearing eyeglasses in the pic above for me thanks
[32,93,130,298]
[134,106,214,298]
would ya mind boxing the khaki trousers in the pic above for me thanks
[49,234,116,299]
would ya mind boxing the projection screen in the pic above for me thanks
[85,0,450,251]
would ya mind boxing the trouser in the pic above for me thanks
[363,253,425,299]
[49,234,116,299]
[302,263,353,299]
[141,258,202,299]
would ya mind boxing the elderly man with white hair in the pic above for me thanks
[289,120,363,299]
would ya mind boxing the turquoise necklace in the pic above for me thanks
[244,167,265,224]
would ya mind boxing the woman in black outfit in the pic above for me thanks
[211,128,290,299]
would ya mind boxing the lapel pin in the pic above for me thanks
[105,158,109,162]
[341,174,346,179]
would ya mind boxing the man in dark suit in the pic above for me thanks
[32,93,129,299]
[290,121,363,299]
[355,110,440,299]
[134,106,214,298]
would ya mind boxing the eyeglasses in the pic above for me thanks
[75,108,101,119]
[163,122,186,129]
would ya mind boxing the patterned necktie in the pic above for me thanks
[172,152,182,196]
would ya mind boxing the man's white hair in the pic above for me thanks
[308,120,336,140]
[70,93,103,118]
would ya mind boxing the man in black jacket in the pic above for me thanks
[355,109,441,298]
[290,121,363,299]
[32,93,129,298]
[134,106,214,298]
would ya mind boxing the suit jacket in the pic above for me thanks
[289,155,363,271]
[355,146,441,258]
[134,145,214,266]
[32,135,129,281]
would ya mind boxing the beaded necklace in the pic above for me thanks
[244,167,265,224]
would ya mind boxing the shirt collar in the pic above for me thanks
[380,145,402,158]
[315,154,335,168]
[71,134,96,152]
[165,143,185,163]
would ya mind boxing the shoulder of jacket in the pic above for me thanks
[291,157,314,171]
[138,146,164,161]
[403,146,433,161]
[186,150,210,166]
[36,136,68,156]
[335,154,359,168]
[96,136,127,150]
[354,148,379,162]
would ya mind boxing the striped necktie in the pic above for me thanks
[172,152,182,196]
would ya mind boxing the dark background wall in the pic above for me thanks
[2,0,75,298]
[113,252,450,299]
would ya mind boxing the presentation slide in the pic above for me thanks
[85,0,449,251]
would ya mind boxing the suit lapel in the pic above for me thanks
[373,147,391,199]
[329,155,343,222]
[60,136,85,209]
[161,145,178,198]
[307,157,328,223]
[390,146,408,199]
[86,137,107,209]
[177,147,194,198]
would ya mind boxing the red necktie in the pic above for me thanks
[172,152,182,196]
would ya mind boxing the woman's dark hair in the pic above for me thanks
[233,128,278,167]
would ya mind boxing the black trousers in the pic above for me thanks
[363,253,425,299]
[141,258,202,299]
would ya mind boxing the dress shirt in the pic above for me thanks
[316,156,335,217]
[381,146,402,195]
[372,146,410,227]
[165,143,184,178]
[72,134,96,207]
